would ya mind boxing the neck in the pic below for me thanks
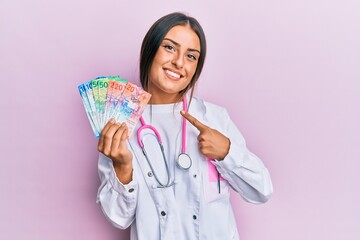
[148,93,182,104]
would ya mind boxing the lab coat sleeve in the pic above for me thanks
[96,153,138,229]
[212,109,273,204]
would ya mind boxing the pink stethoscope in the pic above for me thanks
[137,97,192,188]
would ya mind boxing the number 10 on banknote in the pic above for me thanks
[78,76,151,138]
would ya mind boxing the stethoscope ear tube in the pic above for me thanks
[141,144,172,188]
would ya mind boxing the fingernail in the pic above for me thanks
[110,118,115,123]
[180,110,185,114]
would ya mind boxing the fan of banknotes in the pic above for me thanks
[78,76,151,138]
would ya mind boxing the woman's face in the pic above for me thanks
[148,24,201,104]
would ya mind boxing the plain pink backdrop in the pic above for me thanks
[1,0,359,239]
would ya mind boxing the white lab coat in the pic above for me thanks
[97,97,273,240]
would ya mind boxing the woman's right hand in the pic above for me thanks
[98,119,133,184]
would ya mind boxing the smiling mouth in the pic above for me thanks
[165,69,183,79]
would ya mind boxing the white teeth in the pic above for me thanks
[166,70,181,79]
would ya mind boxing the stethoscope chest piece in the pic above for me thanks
[177,153,192,170]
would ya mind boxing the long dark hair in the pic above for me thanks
[140,12,207,102]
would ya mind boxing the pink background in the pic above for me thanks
[1,0,359,239]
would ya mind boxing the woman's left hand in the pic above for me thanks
[180,110,230,160]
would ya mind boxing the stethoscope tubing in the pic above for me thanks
[136,97,190,188]
[137,121,163,148]
[181,97,187,153]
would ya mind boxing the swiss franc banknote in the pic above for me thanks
[78,76,151,138]
[112,82,152,135]
[78,84,99,137]
[104,77,127,126]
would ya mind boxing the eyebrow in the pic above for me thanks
[163,38,201,54]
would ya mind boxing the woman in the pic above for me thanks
[97,12,273,240]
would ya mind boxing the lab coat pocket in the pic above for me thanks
[203,160,230,203]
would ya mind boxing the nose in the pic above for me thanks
[171,53,184,69]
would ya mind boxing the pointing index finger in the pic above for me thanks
[180,110,207,132]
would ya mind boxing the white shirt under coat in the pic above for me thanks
[97,97,273,240]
